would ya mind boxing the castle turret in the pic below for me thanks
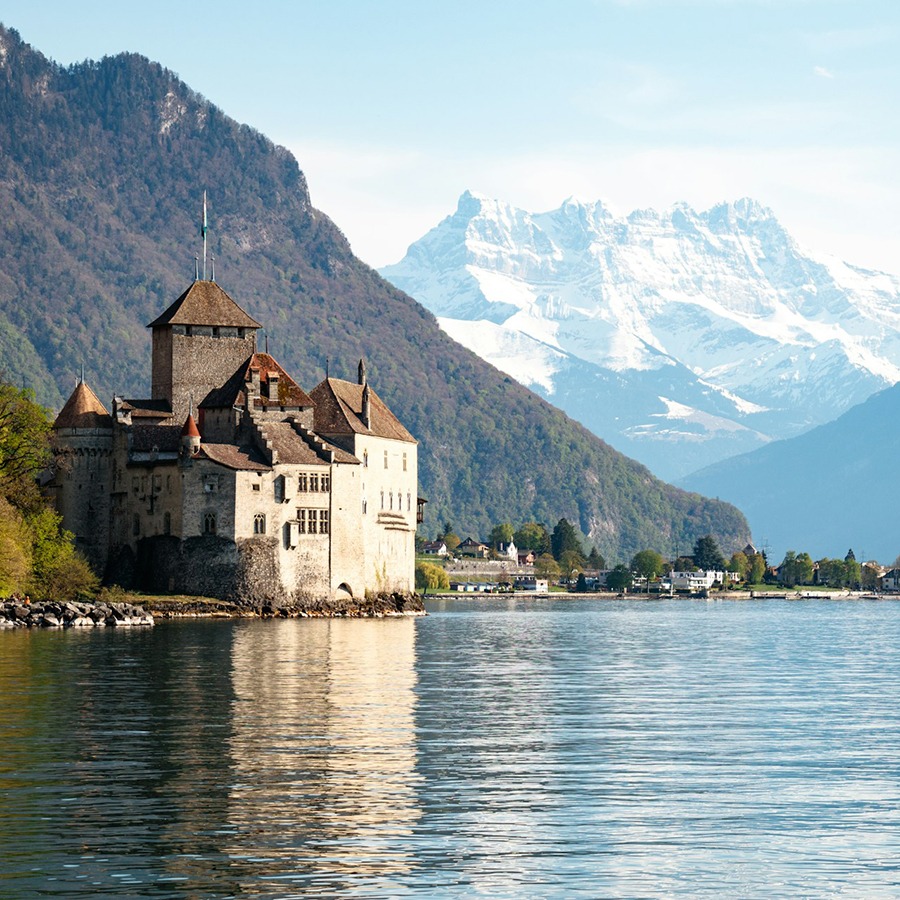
[148,281,261,421]
[180,413,201,459]
[52,380,114,573]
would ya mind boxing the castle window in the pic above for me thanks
[132,514,140,536]
[185,326,193,336]
[310,473,319,492]
[298,473,308,492]
[132,476,139,494]
[274,475,284,503]
[238,328,246,339]
[297,508,306,534]
[163,512,171,535]
[403,452,407,472]
[320,510,329,535]
[308,509,319,534]
[252,483,260,492]
[381,490,384,510]
[321,473,330,492]
[204,475,218,494]
[389,492,393,510]
[254,514,266,535]
[362,498,367,515]
[384,450,388,469]
[204,512,217,535]
[363,450,368,468]
[407,492,411,511]
[212,327,220,338]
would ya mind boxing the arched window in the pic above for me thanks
[254,514,266,535]
[204,512,217,535]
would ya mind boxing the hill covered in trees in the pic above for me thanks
[0,24,749,560]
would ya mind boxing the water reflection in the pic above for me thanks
[225,618,421,895]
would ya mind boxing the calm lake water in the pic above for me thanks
[2,597,900,898]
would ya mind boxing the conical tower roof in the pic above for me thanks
[54,381,112,429]
[148,280,261,329]
[181,413,201,438]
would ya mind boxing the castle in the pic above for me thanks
[50,277,420,606]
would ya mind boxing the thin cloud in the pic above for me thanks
[814,65,835,79]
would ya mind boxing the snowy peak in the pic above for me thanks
[381,193,900,479]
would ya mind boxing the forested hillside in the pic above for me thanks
[0,24,749,559]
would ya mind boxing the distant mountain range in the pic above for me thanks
[0,24,749,561]
[681,380,900,562]
[382,192,900,480]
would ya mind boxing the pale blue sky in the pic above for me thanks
[2,1,899,271]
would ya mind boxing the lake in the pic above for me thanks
[2,597,900,897]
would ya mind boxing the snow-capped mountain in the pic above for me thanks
[381,191,900,479]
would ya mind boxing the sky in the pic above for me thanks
[2,0,899,272]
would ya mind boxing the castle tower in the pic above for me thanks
[148,280,261,421]
[52,380,114,573]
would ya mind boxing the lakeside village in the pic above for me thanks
[415,524,900,597]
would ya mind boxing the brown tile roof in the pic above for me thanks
[54,382,112,429]
[199,442,271,472]
[181,414,201,437]
[119,398,173,418]
[147,280,262,329]
[201,353,313,410]
[130,425,182,453]
[309,378,416,444]
[260,420,358,466]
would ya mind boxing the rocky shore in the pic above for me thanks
[143,592,426,619]
[0,598,154,629]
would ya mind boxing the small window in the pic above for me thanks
[321,474,330,492]
[310,473,319,492]
[204,512,217,535]
[132,476,139,494]
[407,492,411,512]
[389,492,393,510]
[252,483,260,492]
[320,510,329,535]
[380,490,384,510]
[384,450,388,469]
[254,514,266,535]
[132,514,140,537]
[403,452,407,472]
[298,473,308,493]
[212,327,220,338]
[163,511,171,535]
[363,450,368,468]
[362,498,367,515]
[309,509,318,534]
[297,508,306,534]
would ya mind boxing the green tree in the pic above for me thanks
[630,549,665,580]
[575,572,588,592]
[488,522,514,549]
[560,549,586,578]
[606,564,633,592]
[513,522,551,555]
[587,547,606,570]
[415,562,450,592]
[0,382,51,506]
[440,530,461,553]
[0,497,31,596]
[748,552,766,584]
[780,550,814,587]
[534,553,561,580]
[674,555,697,572]
[551,518,583,561]
[693,535,726,571]
[728,551,749,581]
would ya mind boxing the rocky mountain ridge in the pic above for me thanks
[382,191,900,478]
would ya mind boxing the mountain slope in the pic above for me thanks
[382,192,900,479]
[0,24,749,560]
[680,383,900,561]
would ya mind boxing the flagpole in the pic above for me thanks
[202,191,208,281]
